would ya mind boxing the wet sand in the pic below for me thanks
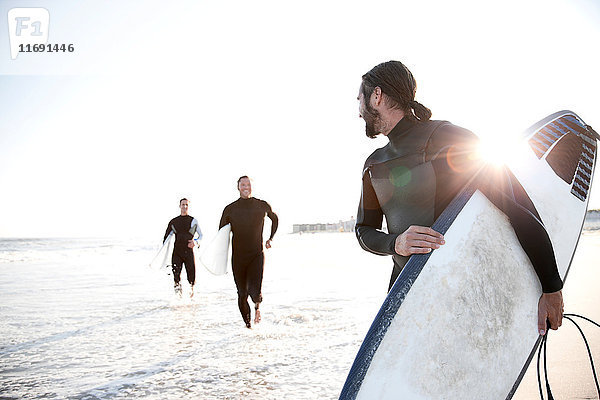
[513,231,600,399]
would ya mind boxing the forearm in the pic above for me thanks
[511,211,563,293]
[479,169,563,293]
[356,167,397,255]
[163,224,173,243]
[267,211,278,240]
[192,218,203,241]
[355,224,398,256]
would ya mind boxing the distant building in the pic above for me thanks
[292,217,356,234]
[292,210,600,233]
[584,209,600,230]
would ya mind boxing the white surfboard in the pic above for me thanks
[340,111,598,400]
[199,224,231,275]
[149,232,174,270]
[151,218,202,271]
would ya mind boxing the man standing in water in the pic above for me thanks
[354,60,563,335]
[163,198,202,297]
[219,176,278,328]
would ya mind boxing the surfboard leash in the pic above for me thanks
[537,313,600,399]
[537,330,552,400]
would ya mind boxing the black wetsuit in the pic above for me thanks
[356,117,563,293]
[164,215,201,286]
[219,197,278,325]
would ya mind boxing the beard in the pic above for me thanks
[362,101,382,138]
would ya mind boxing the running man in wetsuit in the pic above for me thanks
[355,61,564,336]
[219,176,278,328]
[163,198,203,297]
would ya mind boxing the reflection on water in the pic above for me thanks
[0,234,389,399]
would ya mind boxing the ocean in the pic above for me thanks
[1,231,599,399]
[0,233,390,399]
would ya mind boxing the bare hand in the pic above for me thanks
[538,290,563,335]
[394,225,445,256]
[265,239,272,249]
[187,240,195,249]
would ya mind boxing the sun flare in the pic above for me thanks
[476,134,527,167]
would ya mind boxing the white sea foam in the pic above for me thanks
[0,233,389,399]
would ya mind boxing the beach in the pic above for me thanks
[513,230,600,399]
[1,231,598,399]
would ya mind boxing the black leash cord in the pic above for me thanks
[537,333,544,399]
[564,314,600,397]
[537,313,600,399]
[537,332,555,400]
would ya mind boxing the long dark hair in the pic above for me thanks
[361,61,432,122]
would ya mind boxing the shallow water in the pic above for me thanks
[1,232,598,399]
[0,234,389,399]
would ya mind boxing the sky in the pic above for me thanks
[1,0,599,239]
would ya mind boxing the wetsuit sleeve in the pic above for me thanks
[219,207,230,229]
[191,218,203,240]
[265,202,279,240]
[478,167,563,293]
[355,167,398,256]
[427,126,563,293]
[163,219,174,243]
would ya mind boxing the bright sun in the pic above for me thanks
[476,134,528,167]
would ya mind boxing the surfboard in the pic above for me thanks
[339,110,598,400]
[149,232,174,270]
[151,217,203,271]
[199,224,231,275]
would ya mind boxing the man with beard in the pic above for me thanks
[163,198,202,297]
[355,60,563,335]
[219,176,279,328]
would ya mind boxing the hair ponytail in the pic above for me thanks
[409,100,432,122]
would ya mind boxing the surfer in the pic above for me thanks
[163,198,203,297]
[219,176,278,328]
[354,61,564,335]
